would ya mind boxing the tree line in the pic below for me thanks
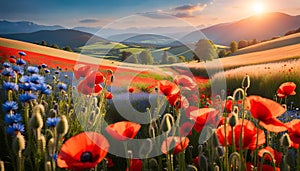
[34,40,73,52]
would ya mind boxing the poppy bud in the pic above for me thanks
[48,109,57,117]
[241,75,250,90]
[110,75,114,83]
[186,165,198,171]
[139,138,153,158]
[33,104,45,116]
[229,113,238,127]
[81,107,87,113]
[149,158,158,169]
[211,132,220,148]
[198,154,208,170]
[160,113,174,133]
[280,133,291,147]
[39,134,46,152]
[95,107,101,115]
[216,146,225,158]
[56,115,68,137]
[45,161,51,171]
[92,97,98,106]
[13,133,26,157]
[30,112,44,130]
[149,124,156,138]
[48,138,55,155]
[214,165,220,171]
[0,161,4,171]
[229,152,241,170]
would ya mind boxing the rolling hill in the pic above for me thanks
[0,29,108,49]
[183,12,300,45]
[0,20,65,34]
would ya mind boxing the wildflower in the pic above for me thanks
[41,64,47,68]
[27,66,39,74]
[13,133,26,156]
[128,87,134,93]
[12,65,24,75]
[35,84,52,95]
[4,113,22,124]
[216,119,265,150]
[277,82,296,98]
[3,62,11,68]
[18,93,37,103]
[44,69,50,74]
[1,68,14,77]
[57,132,109,170]
[73,64,91,80]
[57,83,67,91]
[246,162,280,171]
[247,95,287,133]
[258,146,282,166]
[9,58,17,64]
[3,82,18,91]
[16,59,26,66]
[85,71,105,86]
[19,82,37,91]
[46,117,61,127]
[285,119,300,144]
[126,159,143,171]
[189,108,220,132]
[29,74,45,84]
[161,136,190,155]
[2,101,18,112]
[174,75,197,91]
[18,51,26,57]
[6,123,25,135]
[158,80,181,107]
[56,115,69,137]
[77,80,103,95]
[54,70,60,75]
[105,92,113,99]
[105,121,141,141]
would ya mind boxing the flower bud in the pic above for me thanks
[211,132,220,148]
[229,113,238,127]
[56,115,68,137]
[39,134,46,152]
[149,158,158,169]
[216,146,225,158]
[242,75,250,90]
[0,161,4,171]
[33,104,45,116]
[92,97,98,106]
[214,165,220,171]
[160,113,174,133]
[48,109,57,117]
[186,165,198,171]
[13,133,26,157]
[48,138,55,155]
[280,133,291,147]
[30,112,43,130]
[45,161,51,171]
[139,138,153,158]
[198,154,208,170]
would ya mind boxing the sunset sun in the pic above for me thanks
[252,2,265,14]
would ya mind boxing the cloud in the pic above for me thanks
[138,11,171,19]
[174,12,194,18]
[79,19,100,23]
[174,3,207,13]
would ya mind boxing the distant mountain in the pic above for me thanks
[182,12,300,45]
[72,26,101,34]
[0,20,65,34]
[0,29,108,49]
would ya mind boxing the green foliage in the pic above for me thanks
[63,46,73,52]
[120,51,133,61]
[238,40,248,49]
[160,51,168,64]
[126,54,139,64]
[193,39,218,62]
[41,40,47,46]
[51,44,60,49]
[139,50,154,65]
[178,55,186,62]
[218,49,227,58]
[230,41,238,53]
[167,56,176,64]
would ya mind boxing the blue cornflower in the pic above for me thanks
[12,65,24,75]
[3,82,18,91]
[6,123,25,134]
[4,113,22,125]
[2,101,18,112]
[19,75,30,83]
[16,59,26,66]
[10,55,16,59]
[36,84,52,95]
[57,83,67,91]
[29,74,45,84]
[18,93,37,103]
[19,51,26,57]
[3,62,11,68]
[44,69,50,74]
[41,64,48,68]
[1,68,14,77]
[19,82,37,91]
[27,66,39,74]
[54,70,60,75]
[46,117,60,127]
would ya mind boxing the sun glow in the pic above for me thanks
[252,2,265,14]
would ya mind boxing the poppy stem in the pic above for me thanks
[254,120,260,168]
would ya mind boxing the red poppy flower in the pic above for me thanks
[57,132,109,170]
[246,95,287,133]
[174,75,197,91]
[185,106,199,118]
[246,162,280,171]
[161,136,190,155]
[277,82,296,98]
[180,121,194,136]
[286,119,300,144]
[258,146,282,166]
[9,58,16,64]
[216,119,265,150]
[85,71,105,86]
[105,92,113,99]
[126,159,143,171]
[105,121,141,141]
[193,156,199,166]
[73,64,91,80]
[158,80,181,107]
[189,108,220,132]
[128,87,134,93]
[77,80,102,95]
[105,157,114,168]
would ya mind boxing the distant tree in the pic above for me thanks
[230,41,238,53]
[139,50,154,65]
[178,55,186,62]
[218,49,227,58]
[126,54,139,64]
[52,44,60,49]
[238,40,248,49]
[63,46,73,52]
[193,39,218,62]
[41,40,47,46]
[120,51,133,61]
[252,38,258,45]
[167,56,177,64]
[160,51,168,64]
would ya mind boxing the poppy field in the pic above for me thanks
[1,50,300,171]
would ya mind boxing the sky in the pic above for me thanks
[1,0,300,29]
